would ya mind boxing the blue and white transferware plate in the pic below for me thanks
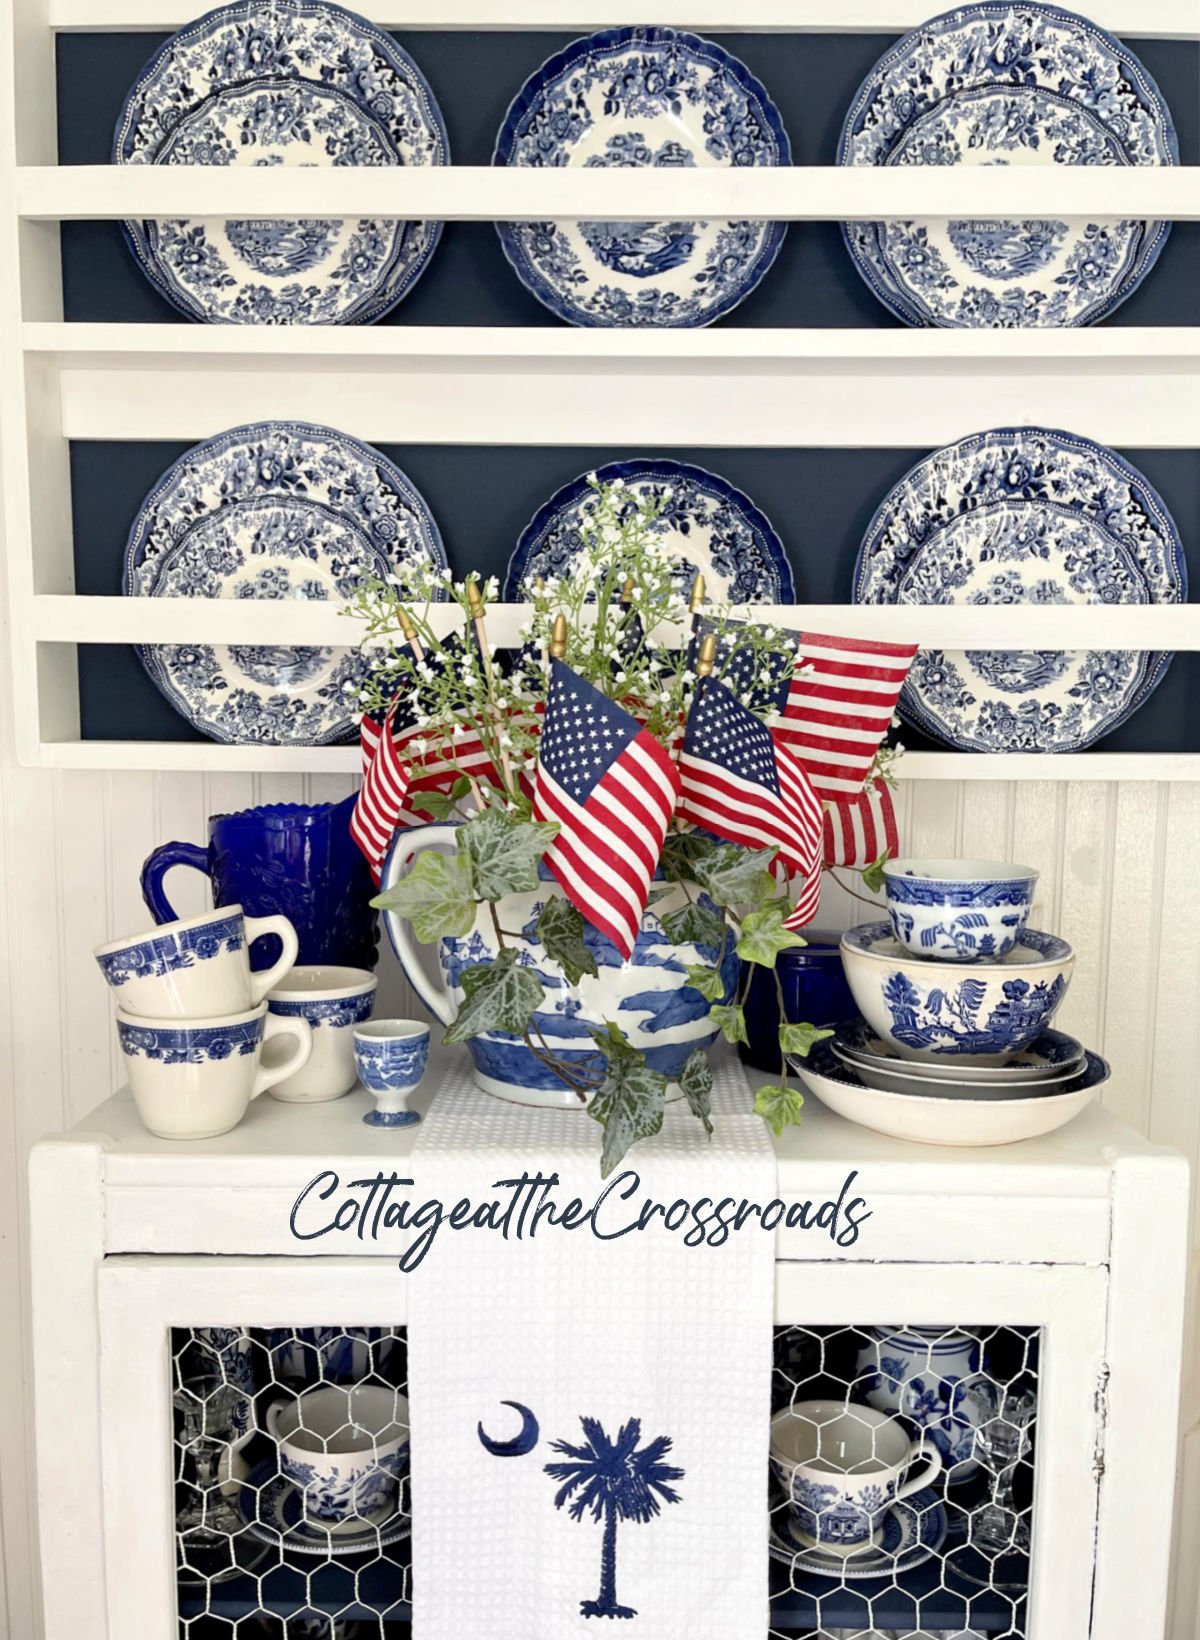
[113,0,449,324]
[505,459,794,603]
[493,28,791,327]
[124,421,447,745]
[854,427,1186,752]
[835,1019,1085,1083]
[769,1486,947,1580]
[838,3,1178,327]
[238,1460,411,1557]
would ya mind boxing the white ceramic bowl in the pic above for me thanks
[840,922,1075,1066]
[791,1042,1107,1147]
[882,857,1038,962]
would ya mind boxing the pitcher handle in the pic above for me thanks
[896,1436,944,1501]
[141,841,209,924]
[253,1014,313,1099]
[379,825,459,1028]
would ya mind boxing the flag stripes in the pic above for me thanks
[775,631,917,799]
[823,779,899,869]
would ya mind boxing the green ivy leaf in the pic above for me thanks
[710,1002,748,1046]
[861,849,891,897]
[536,897,598,986]
[680,1046,714,1138]
[661,899,728,952]
[735,900,809,968]
[443,948,545,1045]
[779,1021,834,1059]
[586,1026,668,1178]
[660,831,720,883]
[371,850,476,944]
[684,962,727,1002]
[692,844,779,910]
[458,811,559,901]
[409,789,459,821]
[754,1083,806,1137]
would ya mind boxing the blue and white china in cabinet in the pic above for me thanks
[834,1019,1085,1094]
[353,1019,430,1127]
[240,1459,411,1555]
[114,0,448,324]
[266,1384,409,1532]
[382,824,738,1107]
[505,459,794,604]
[116,1001,313,1139]
[855,1326,985,1482]
[768,1484,947,1578]
[883,858,1038,961]
[191,1327,257,1451]
[493,27,791,327]
[840,921,1074,1064]
[838,3,1177,328]
[123,422,447,745]
[267,966,377,1103]
[95,905,299,1018]
[854,427,1186,753]
[264,1327,403,1388]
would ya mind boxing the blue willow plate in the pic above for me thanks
[123,421,447,745]
[113,0,449,324]
[238,1460,411,1557]
[505,459,794,603]
[837,3,1178,328]
[769,1486,947,1580]
[493,27,791,327]
[853,427,1186,752]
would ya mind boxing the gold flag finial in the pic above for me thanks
[550,614,569,659]
[466,579,485,614]
[688,574,707,615]
[620,576,635,604]
[696,633,717,677]
[397,607,417,641]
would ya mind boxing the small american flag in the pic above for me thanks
[678,676,824,914]
[532,659,680,961]
[351,703,414,885]
[773,631,917,800]
[824,778,899,869]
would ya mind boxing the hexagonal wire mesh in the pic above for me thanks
[172,1320,1037,1638]
[171,1326,411,1640]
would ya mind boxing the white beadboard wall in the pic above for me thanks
[2,752,1200,1636]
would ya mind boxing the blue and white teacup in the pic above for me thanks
[353,1019,430,1129]
[267,966,378,1104]
[769,1400,942,1555]
[96,904,299,1019]
[116,1001,312,1139]
[882,859,1038,962]
[267,1383,409,1533]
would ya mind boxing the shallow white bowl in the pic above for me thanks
[791,1043,1106,1148]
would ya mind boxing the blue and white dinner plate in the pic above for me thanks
[838,3,1178,327]
[238,1460,411,1556]
[113,0,449,324]
[124,421,447,745]
[505,459,794,604]
[769,1486,948,1579]
[835,1019,1085,1083]
[853,427,1186,752]
[493,28,791,327]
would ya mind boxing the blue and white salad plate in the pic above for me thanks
[838,3,1178,327]
[238,1459,411,1556]
[113,0,449,324]
[124,421,447,745]
[854,427,1186,753]
[505,459,793,603]
[769,1486,947,1579]
[493,27,791,327]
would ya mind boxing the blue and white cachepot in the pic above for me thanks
[382,824,738,1108]
[855,1326,984,1484]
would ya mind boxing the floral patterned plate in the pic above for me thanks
[238,1460,411,1556]
[769,1486,947,1580]
[853,427,1186,752]
[838,3,1178,327]
[113,0,449,324]
[493,27,791,327]
[124,422,447,745]
[505,459,793,602]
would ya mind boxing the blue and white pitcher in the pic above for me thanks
[855,1325,984,1483]
[382,824,737,1108]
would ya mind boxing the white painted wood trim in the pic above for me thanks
[17,165,1200,221]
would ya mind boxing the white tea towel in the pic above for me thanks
[407,1053,776,1640]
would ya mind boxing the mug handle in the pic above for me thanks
[265,1399,288,1441]
[253,1014,313,1098]
[896,1434,943,1501]
[141,841,209,924]
[246,916,301,1004]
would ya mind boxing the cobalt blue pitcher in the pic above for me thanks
[141,798,379,972]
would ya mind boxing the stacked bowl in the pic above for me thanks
[792,860,1110,1147]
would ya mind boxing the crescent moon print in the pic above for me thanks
[477,1401,540,1457]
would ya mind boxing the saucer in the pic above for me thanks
[768,1486,947,1580]
[238,1460,411,1557]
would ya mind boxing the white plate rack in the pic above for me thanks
[2,2,1200,779]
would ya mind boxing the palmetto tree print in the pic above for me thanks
[545,1416,684,1620]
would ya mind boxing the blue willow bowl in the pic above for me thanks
[840,922,1074,1066]
[882,858,1038,962]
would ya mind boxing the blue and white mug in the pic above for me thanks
[96,904,299,1019]
[116,1001,312,1139]
[267,1384,409,1533]
[353,1019,430,1129]
[267,966,377,1104]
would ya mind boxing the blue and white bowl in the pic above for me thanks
[882,858,1038,961]
[840,922,1074,1065]
[353,1019,430,1128]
